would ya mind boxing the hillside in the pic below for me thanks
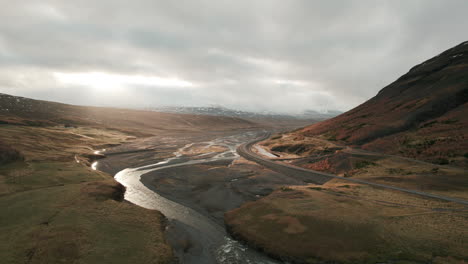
[0,93,257,136]
[298,41,468,168]
[147,106,333,130]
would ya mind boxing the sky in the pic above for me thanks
[1,1,467,114]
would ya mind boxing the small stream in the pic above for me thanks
[111,131,281,264]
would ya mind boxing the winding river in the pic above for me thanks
[111,131,280,264]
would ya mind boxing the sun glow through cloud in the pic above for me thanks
[53,72,195,91]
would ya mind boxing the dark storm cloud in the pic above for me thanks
[1,0,467,113]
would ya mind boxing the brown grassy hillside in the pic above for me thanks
[0,125,175,263]
[300,41,468,168]
[0,93,256,136]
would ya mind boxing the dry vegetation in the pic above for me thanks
[0,124,175,263]
[0,140,23,165]
[226,180,468,264]
[0,168,173,264]
[0,125,129,163]
[261,132,342,158]
[296,41,468,168]
[0,93,256,136]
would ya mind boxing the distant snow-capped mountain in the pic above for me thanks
[147,106,342,120]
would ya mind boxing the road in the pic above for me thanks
[237,133,468,206]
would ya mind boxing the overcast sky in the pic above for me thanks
[1,1,467,114]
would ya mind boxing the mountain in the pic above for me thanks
[148,106,341,120]
[298,41,468,168]
[0,93,257,136]
[149,106,292,119]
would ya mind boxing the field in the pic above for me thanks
[226,180,468,264]
[0,123,175,263]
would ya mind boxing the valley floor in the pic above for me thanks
[2,119,467,264]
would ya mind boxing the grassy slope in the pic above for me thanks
[0,93,256,136]
[299,41,468,168]
[0,123,174,263]
[226,181,468,264]
[0,125,127,163]
[0,162,173,264]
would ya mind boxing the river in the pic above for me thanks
[108,131,281,264]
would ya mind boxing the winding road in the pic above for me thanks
[237,133,468,206]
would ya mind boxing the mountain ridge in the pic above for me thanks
[0,93,257,135]
[147,106,342,120]
[296,41,468,168]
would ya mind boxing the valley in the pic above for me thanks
[2,2,468,264]
[0,93,308,264]
[0,41,467,264]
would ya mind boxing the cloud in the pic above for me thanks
[1,0,467,113]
